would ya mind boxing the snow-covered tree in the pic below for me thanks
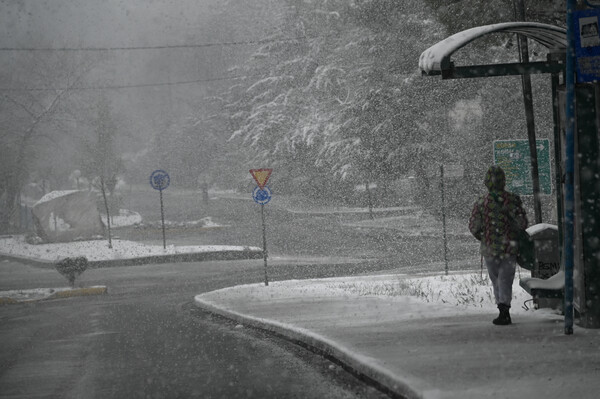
[219,0,558,214]
[226,0,445,197]
[423,0,566,34]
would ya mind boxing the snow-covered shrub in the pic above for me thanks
[24,233,45,245]
[55,257,88,287]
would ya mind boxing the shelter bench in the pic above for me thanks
[519,270,564,310]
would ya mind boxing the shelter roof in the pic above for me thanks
[419,22,567,76]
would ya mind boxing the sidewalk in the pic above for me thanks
[195,275,600,399]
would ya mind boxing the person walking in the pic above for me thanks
[469,165,528,325]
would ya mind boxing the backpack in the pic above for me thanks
[515,227,535,270]
[495,191,534,269]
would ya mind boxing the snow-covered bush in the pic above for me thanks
[55,257,88,288]
[24,233,45,245]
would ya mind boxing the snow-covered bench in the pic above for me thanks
[519,270,564,298]
[519,267,565,312]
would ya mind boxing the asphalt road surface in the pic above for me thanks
[0,257,393,399]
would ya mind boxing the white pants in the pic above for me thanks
[484,255,517,306]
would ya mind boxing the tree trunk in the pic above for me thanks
[5,90,68,232]
[365,180,375,220]
[100,177,113,249]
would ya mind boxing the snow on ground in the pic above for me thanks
[0,235,261,262]
[1,234,540,315]
[0,287,68,301]
[198,271,541,317]
[99,209,225,230]
[1,201,539,315]
[100,209,143,227]
[288,206,413,215]
[325,272,537,314]
[97,207,226,230]
[344,213,471,237]
[133,216,226,229]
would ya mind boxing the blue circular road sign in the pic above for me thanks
[252,185,272,205]
[150,170,170,191]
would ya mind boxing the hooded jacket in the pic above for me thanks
[468,166,528,258]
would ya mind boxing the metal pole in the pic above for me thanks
[261,203,269,286]
[440,165,449,275]
[551,74,565,276]
[101,176,112,249]
[551,72,565,274]
[514,0,543,223]
[366,180,374,220]
[160,189,166,249]
[564,0,576,335]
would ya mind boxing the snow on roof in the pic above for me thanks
[34,190,81,207]
[419,22,567,75]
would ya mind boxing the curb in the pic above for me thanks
[0,249,263,269]
[0,253,56,268]
[47,286,108,299]
[88,249,263,268]
[0,297,18,305]
[194,297,422,399]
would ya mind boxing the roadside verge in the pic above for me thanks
[0,245,263,269]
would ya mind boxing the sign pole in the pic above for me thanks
[514,0,543,224]
[160,188,166,249]
[249,168,273,287]
[440,165,449,275]
[261,203,269,286]
[149,170,170,250]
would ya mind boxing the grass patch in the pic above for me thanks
[328,273,500,308]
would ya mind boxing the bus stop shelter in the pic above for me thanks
[419,22,600,328]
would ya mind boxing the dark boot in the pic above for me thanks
[493,304,512,325]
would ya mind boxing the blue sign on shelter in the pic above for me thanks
[574,8,600,83]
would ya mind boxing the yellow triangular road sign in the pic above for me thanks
[249,169,272,189]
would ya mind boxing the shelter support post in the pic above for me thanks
[551,73,564,275]
[564,0,576,334]
[515,0,543,224]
